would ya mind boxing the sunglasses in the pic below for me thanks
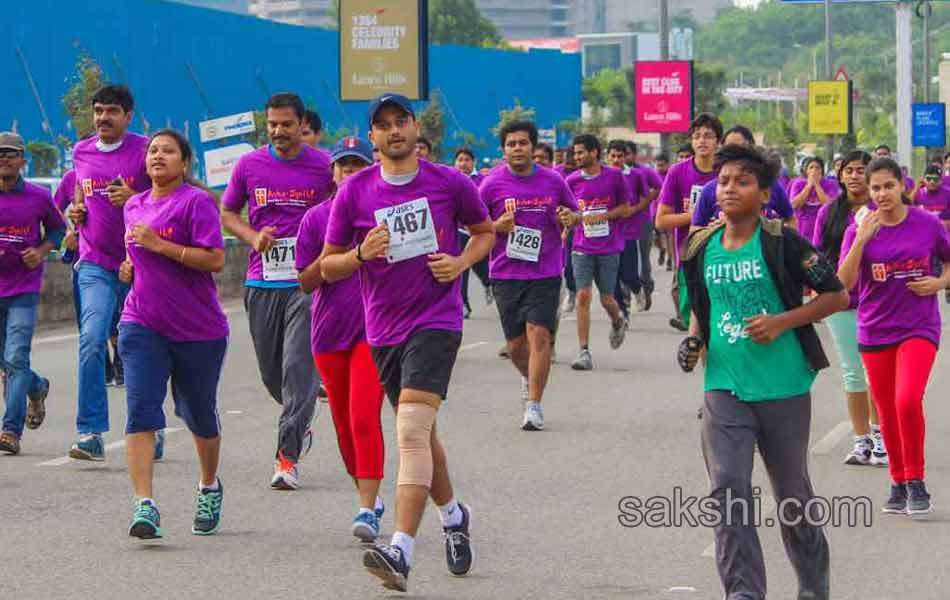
[0,149,23,159]
[925,176,941,183]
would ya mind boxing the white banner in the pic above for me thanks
[204,143,254,188]
[199,111,256,143]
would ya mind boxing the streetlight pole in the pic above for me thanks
[824,0,834,163]
[659,0,670,156]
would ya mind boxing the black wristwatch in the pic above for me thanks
[356,242,365,263]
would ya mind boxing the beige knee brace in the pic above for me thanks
[396,403,437,487]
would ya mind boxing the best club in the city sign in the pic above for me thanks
[339,0,429,101]
[634,60,694,133]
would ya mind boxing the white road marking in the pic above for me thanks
[459,341,489,352]
[226,410,244,415]
[668,587,697,593]
[37,427,185,467]
[810,420,852,455]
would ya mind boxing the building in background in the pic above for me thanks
[247,0,334,27]
[173,0,248,14]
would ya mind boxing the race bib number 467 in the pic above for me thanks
[374,197,439,263]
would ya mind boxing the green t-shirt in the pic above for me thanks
[703,226,815,401]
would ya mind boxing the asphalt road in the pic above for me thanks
[2,269,949,599]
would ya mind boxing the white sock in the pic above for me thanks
[358,507,374,516]
[374,496,385,511]
[871,424,881,434]
[438,498,462,528]
[200,478,220,492]
[527,400,541,409]
[391,531,414,565]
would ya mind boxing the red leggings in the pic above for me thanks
[861,337,937,483]
[315,341,385,480]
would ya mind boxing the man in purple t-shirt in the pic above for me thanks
[320,94,493,592]
[656,113,723,332]
[624,141,662,306]
[608,140,651,320]
[566,134,631,371]
[482,120,578,431]
[221,93,333,491]
[67,85,151,461]
[0,132,66,456]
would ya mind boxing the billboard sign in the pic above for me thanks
[634,60,694,133]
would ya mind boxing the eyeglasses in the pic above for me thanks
[690,133,718,141]
[0,149,23,159]
[925,176,941,183]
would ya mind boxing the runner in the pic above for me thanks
[606,140,649,322]
[789,157,840,243]
[838,157,950,516]
[0,132,65,455]
[320,93,492,591]
[812,150,887,466]
[678,144,845,600]
[652,153,673,270]
[301,109,324,148]
[872,145,915,189]
[691,126,795,229]
[296,136,387,542]
[415,136,432,161]
[53,170,81,331]
[624,141,662,310]
[481,120,578,430]
[453,147,492,318]
[118,129,228,540]
[676,144,694,163]
[911,165,950,218]
[566,134,630,370]
[656,113,723,332]
[533,143,554,168]
[557,148,580,313]
[221,92,332,490]
[67,85,151,461]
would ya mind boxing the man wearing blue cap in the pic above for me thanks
[321,93,493,592]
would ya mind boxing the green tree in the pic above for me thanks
[418,90,447,161]
[61,52,108,142]
[693,63,728,116]
[428,0,503,47]
[582,68,633,127]
[26,141,59,177]
[491,99,537,138]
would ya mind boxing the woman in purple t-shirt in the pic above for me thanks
[838,158,950,516]
[811,150,886,467]
[117,130,229,540]
[790,157,840,242]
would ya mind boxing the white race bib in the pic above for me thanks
[582,207,609,238]
[262,237,298,281]
[686,184,704,216]
[506,225,542,262]
[374,197,439,263]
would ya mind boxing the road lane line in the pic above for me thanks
[37,427,185,466]
[459,341,489,352]
[810,420,851,455]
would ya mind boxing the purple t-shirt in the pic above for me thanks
[470,173,485,189]
[72,134,151,272]
[692,179,793,226]
[221,145,333,283]
[295,200,366,354]
[566,166,630,256]
[789,177,841,243]
[480,165,578,280]
[325,161,489,346]
[657,158,717,262]
[841,207,950,348]
[54,169,76,211]
[0,181,66,298]
[621,168,648,241]
[812,201,874,310]
[916,186,950,217]
[121,183,228,342]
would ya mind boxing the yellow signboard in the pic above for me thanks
[339,0,428,101]
[808,80,852,135]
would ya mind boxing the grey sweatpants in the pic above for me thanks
[702,391,830,600]
[245,287,320,462]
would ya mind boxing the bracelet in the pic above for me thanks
[356,242,365,263]
[180,247,187,263]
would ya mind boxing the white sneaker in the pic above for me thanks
[270,454,301,490]
[870,428,888,467]
[562,292,576,313]
[520,376,529,403]
[843,436,872,466]
[522,402,544,431]
[609,318,626,349]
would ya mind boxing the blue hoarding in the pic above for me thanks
[912,103,946,148]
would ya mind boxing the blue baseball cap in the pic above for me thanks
[330,136,374,165]
[367,93,414,127]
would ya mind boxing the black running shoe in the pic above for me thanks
[363,542,409,592]
[907,480,932,515]
[882,482,907,514]
[443,502,473,576]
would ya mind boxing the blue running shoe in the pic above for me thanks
[352,510,380,543]
[153,430,165,462]
[363,542,409,592]
[69,433,104,461]
[192,479,223,535]
[443,502,473,576]
[129,499,162,539]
